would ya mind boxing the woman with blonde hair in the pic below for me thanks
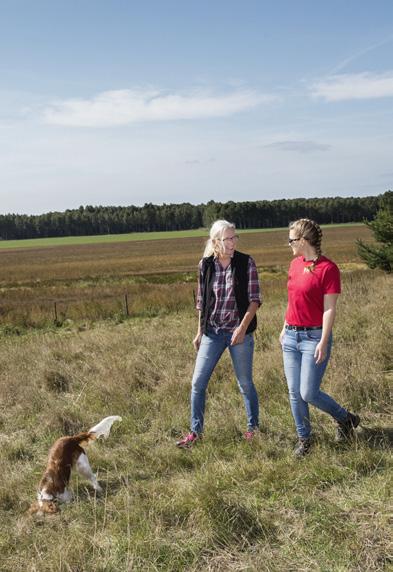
[280,218,360,456]
[176,220,261,448]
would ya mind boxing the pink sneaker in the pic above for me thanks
[243,428,258,441]
[176,432,200,448]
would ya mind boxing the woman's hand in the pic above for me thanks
[314,341,328,364]
[231,325,246,345]
[193,332,202,351]
[279,328,285,345]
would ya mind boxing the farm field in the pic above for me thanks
[0,224,373,330]
[0,222,365,250]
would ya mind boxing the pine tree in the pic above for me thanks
[357,191,393,273]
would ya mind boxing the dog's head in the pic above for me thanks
[29,500,59,516]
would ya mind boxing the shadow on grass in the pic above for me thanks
[74,473,128,502]
[358,426,393,450]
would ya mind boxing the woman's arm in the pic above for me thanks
[279,321,287,345]
[193,262,204,351]
[231,256,261,345]
[314,293,339,364]
[231,301,259,345]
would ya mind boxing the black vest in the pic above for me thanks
[200,250,257,335]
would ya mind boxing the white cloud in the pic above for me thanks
[311,72,393,101]
[42,88,273,127]
[184,157,216,165]
[263,140,331,153]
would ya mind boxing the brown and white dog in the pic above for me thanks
[29,415,122,515]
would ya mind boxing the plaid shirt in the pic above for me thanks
[196,255,261,333]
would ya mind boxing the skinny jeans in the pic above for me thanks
[191,329,259,434]
[282,328,348,439]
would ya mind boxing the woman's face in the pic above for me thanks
[288,230,303,256]
[218,227,238,257]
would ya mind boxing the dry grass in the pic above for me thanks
[0,267,391,571]
[0,225,373,329]
[0,225,372,284]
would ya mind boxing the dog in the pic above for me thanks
[29,415,122,515]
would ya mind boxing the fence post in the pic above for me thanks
[54,302,58,323]
[124,293,129,317]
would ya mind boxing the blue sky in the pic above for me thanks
[1,0,393,214]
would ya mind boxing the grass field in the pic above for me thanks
[0,223,365,250]
[0,266,391,571]
[0,223,391,570]
[0,224,373,330]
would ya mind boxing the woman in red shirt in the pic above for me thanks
[280,218,360,456]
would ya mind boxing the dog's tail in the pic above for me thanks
[88,416,122,440]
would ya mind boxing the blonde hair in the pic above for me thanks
[289,218,323,272]
[203,219,236,258]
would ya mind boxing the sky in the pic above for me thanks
[1,0,393,215]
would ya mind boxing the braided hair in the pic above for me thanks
[289,218,323,272]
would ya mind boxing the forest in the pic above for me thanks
[0,194,383,240]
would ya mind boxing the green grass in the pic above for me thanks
[0,223,364,250]
[0,269,391,571]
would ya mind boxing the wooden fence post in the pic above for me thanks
[54,302,58,323]
[124,293,129,317]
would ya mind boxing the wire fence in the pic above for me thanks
[0,289,198,326]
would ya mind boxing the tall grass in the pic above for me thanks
[0,269,391,571]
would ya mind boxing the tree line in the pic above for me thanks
[0,195,385,240]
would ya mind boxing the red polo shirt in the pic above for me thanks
[285,255,341,327]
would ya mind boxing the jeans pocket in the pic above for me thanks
[305,330,322,341]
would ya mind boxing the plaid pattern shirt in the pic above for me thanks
[196,255,261,333]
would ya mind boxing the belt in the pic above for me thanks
[285,325,322,331]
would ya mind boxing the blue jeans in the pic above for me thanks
[191,330,259,434]
[282,328,348,439]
